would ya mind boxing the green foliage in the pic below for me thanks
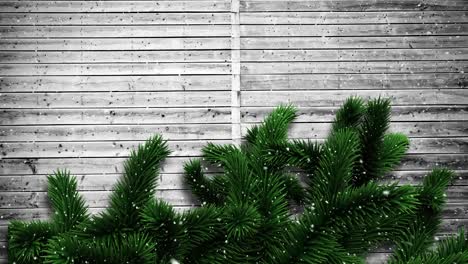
[8,221,53,264]
[48,170,88,232]
[8,171,87,263]
[9,97,464,264]
[87,135,170,236]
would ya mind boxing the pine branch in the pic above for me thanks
[87,135,170,235]
[183,158,228,205]
[285,183,418,263]
[378,133,410,175]
[331,96,365,132]
[353,97,392,185]
[8,221,54,264]
[308,128,360,202]
[254,104,297,145]
[389,168,454,263]
[140,199,185,262]
[9,172,88,264]
[47,170,88,232]
[44,232,156,264]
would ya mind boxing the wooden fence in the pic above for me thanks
[0,0,467,263]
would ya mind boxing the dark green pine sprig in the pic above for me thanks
[8,97,466,264]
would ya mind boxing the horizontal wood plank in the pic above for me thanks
[0,91,231,108]
[2,106,465,126]
[0,63,232,75]
[1,121,464,142]
[240,11,468,24]
[0,207,192,226]
[242,122,468,138]
[0,75,232,92]
[0,107,231,125]
[241,90,468,106]
[0,50,231,63]
[241,36,468,49]
[240,73,467,90]
[240,0,468,12]
[240,24,467,37]
[0,13,232,25]
[241,106,468,122]
[0,139,232,158]
[241,61,467,74]
[0,1,231,13]
[0,25,232,38]
[0,38,232,51]
[0,124,233,141]
[240,48,468,62]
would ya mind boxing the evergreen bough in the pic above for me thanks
[8,97,467,263]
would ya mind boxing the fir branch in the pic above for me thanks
[331,96,365,132]
[308,128,360,202]
[88,135,170,235]
[390,168,455,263]
[183,158,228,205]
[8,221,54,264]
[353,97,392,185]
[47,170,88,232]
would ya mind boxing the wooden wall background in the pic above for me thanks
[0,0,467,263]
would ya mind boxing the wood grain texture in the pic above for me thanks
[0,1,467,263]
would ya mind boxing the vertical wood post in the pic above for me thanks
[231,0,241,145]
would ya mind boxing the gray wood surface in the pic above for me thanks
[0,0,467,263]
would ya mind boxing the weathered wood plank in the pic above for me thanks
[1,137,466,159]
[241,36,468,49]
[0,38,232,51]
[0,50,231,63]
[0,13,232,25]
[0,139,232,158]
[0,1,231,12]
[0,189,199,208]
[1,188,468,210]
[3,24,464,38]
[241,90,468,106]
[1,170,467,192]
[240,74,467,90]
[240,11,468,24]
[1,122,464,142]
[0,25,231,38]
[0,207,192,225]
[241,106,468,122]
[0,75,232,92]
[5,49,468,63]
[2,12,466,26]
[243,121,468,138]
[388,170,468,186]
[240,0,468,11]
[5,91,466,109]
[241,49,468,62]
[241,61,467,74]
[0,63,232,75]
[0,124,232,141]
[0,107,231,125]
[1,106,465,126]
[240,24,467,37]
[0,154,466,175]
[0,172,218,192]
[0,91,231,108]
[1,73,464,93]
